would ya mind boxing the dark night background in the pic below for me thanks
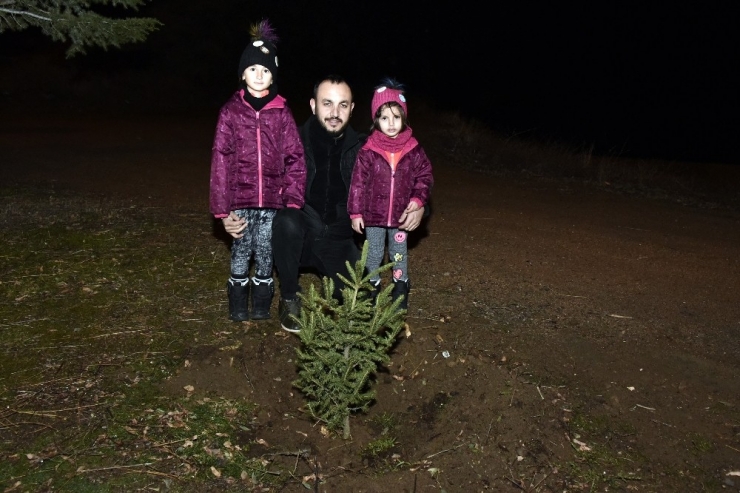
[2,1,738,165]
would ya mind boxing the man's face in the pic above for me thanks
[310,81,354,136]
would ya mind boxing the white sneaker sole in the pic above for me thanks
[281,323,300,334]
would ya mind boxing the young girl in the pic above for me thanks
[210,20,306,322]
[348,78,433,310]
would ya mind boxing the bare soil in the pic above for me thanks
[2,114,739,492]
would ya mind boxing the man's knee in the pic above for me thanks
[344,240,361,265]
[273,208,303,239]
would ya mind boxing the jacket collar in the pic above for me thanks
[302,115,363,154]
[238,89,285,111]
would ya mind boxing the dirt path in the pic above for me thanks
[3,114,739,490]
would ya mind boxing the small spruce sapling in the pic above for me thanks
[292,241,406,439]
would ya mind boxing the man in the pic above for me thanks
[224,75,424,332]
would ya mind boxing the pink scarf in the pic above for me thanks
[366,127,414,153]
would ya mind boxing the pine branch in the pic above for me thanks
[0,0,161,56]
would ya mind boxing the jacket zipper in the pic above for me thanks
[256,110,263,207]
[387,152,396,227]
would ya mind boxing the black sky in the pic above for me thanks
[2,1,738,165]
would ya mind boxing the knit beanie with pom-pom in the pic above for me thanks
[370,77,407,118]
[238,19,279,79]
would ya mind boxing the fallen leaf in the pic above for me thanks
[210,466,221,477]
[572,438,591,451]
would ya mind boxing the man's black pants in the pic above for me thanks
[272,207,360,301]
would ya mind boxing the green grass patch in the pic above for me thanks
[361,412,404,471]
[564,408,646,490]
[0,187,289,491]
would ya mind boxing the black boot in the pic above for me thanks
[279,297,302,333]
[368,279,381,305]
[250,276,274,320]
[227,280,249,322]
[391,279,410,311]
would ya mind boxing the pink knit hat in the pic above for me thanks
[371,85,407,118]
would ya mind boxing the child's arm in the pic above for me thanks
[210,107,236,218]
[222,211,246,239]
[281,110,306,208]
[347,150,371,219]
[398,202,423,231]
[409,146,434,207]
[351,216,364,234]
[405,200,421,212]
[399,147,434,231]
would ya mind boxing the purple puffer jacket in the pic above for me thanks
[209,91,305,217]
[348,139,433,228]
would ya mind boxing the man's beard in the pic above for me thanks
[319,117,347,137]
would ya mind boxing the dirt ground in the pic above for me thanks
[2,114,739,492]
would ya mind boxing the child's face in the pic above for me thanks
[378,106,403,138]
[241,64,273,95]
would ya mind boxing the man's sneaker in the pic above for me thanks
[279,298,301,333]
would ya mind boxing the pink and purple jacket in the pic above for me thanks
[209,90,306,218]
[348,137,433,228]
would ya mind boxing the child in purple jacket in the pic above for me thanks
[348,78,433,310]
[210,20,305,322]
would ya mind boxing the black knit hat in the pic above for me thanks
[238,20,279,79]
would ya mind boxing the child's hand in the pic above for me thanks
[398,201,423,231]
[223,212,246,239]
[351,217,364,234]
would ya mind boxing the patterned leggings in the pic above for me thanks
[365,226,408,283]
[230,208,277,278]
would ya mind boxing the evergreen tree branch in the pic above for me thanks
[0,0,161,56]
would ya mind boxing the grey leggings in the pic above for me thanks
[231,208,277,278]
[365,226,409,283]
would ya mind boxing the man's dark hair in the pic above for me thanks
[313,74,352,100]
